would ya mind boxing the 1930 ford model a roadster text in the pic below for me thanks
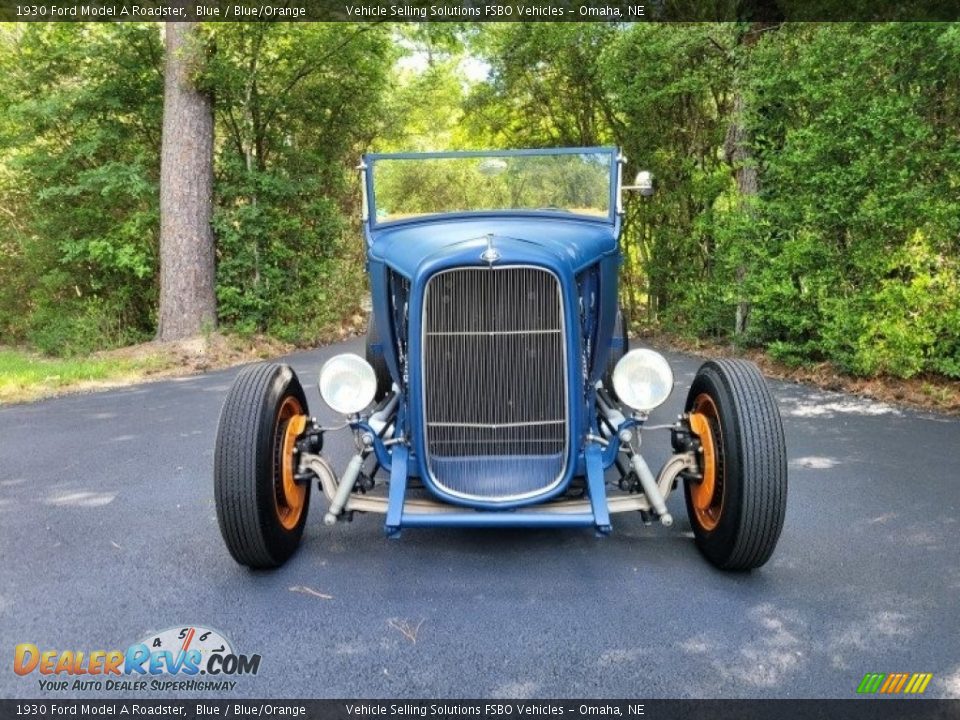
[214,148,787,571]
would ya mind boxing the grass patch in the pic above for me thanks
[0,332,302,405]
[0,348,169,405]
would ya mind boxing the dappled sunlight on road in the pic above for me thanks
[666,589,935,696]
[945,666,960,697]
[672,603,804,691]
[43,490,116,507]
[778,392,902,418]
[730,605,805,688]
[825,604,916,671]
[489,680,540,699]
[85,411,118,420]
[789,456,840,469]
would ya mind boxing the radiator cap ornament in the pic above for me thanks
[481,235,501,264]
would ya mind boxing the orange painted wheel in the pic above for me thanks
[214,363,312,569]
[273,396,308,531]
[688,393,724,532]
[681,360,788,571]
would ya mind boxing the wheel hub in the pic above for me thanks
[273,396,308,530]
[688,393,723,532]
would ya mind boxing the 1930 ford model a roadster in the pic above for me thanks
[214,147,787,571]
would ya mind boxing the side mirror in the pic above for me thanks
[624,170,655,197]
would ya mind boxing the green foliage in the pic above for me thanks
[467,22,960,379]
[744,24,960,377]
[201,23,394,342]
[1,21,957,381]
[0,22,394,353]
[464,24,620,148]
[602,24,738,334]
[0,23,162,353]
[377,53,472,152]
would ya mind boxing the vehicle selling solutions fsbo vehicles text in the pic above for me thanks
[344,4,645,17]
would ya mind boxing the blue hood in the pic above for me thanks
[362,210,625,511]
[366,214,620,278]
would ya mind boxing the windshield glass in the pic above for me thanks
[367,149,615,225]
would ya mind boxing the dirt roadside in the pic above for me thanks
[640,331,960,416]
[5,322,957,415]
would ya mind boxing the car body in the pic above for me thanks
[214,147,788,571]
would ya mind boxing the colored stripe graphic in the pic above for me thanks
[857,673,885,693]
[889,674,906,693]
[858,673,932,694]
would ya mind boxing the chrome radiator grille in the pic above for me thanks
[422,267,568,500]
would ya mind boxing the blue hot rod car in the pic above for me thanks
[214,147,787,571]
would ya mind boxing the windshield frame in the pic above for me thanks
[362,146,620,229]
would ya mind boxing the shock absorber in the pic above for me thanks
[628,451,673,527]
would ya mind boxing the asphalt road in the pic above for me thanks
[1,338,958,700]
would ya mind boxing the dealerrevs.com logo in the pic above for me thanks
[14,626,261,693]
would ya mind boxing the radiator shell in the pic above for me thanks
[421,266,569,502]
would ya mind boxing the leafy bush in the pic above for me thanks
[468,23,960,378]
[202,23,393,344]
[0,23,393,354]
[0,24,162,355]
[744,24,960,377]
[2,23,958,381]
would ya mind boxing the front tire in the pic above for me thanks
[682,359,787,571]
[214,363,311,569]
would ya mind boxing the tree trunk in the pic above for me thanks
[725,93,759,197]
[724,24,770,337]
[157,22,215,342]
[725,91,758,337]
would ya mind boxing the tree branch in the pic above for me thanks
[259,23,383,136]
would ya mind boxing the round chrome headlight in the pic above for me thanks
[318,354,377,415]
[612,349,674,412]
